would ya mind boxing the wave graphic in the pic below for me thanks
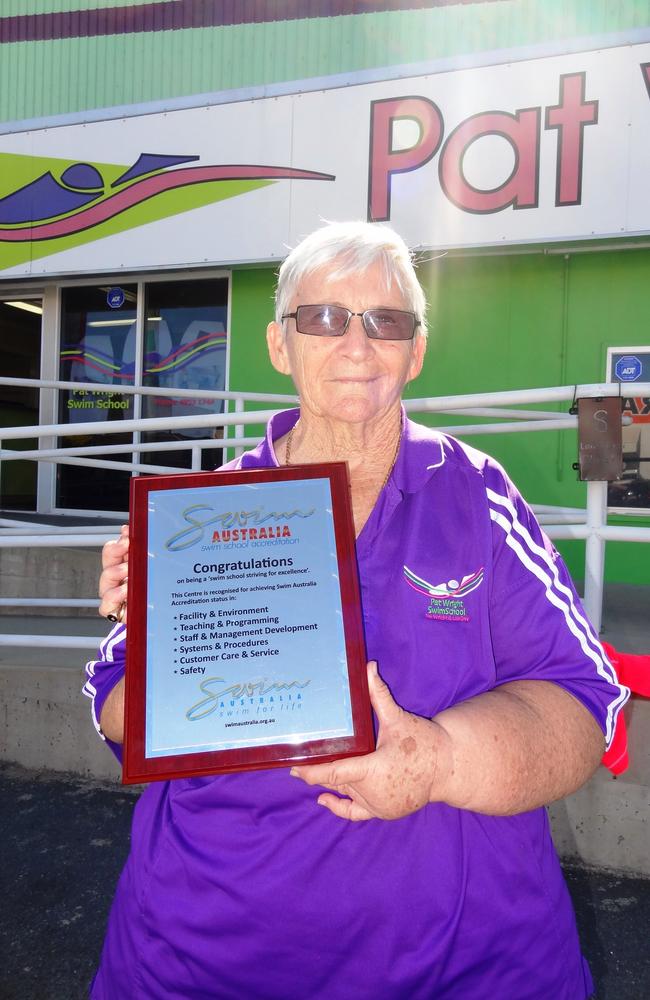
[147,333,226,375]
[62,333,227,381]
[0,164,335,243]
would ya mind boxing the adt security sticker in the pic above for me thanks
[614,356,643,381]
[107,287,125,309]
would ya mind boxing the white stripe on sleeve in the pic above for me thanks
[82,623,126,741]
[487,490,629,745]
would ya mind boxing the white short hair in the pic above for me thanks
[275,221,428,340]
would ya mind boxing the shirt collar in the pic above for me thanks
[247,406,446,493]
[253,407,300,467]
[391,406,446,495]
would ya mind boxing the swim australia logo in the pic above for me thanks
[165,504,316,552]
[403,565,484,622]
[0,149,334,270]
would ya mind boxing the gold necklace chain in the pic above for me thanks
[284,420,298,466]
[284,414,402,490]
[381,413,403,489]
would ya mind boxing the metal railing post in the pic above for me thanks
[583,480,608,634]
[234,397,245,459]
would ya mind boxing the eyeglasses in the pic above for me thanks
[282,304,419,341]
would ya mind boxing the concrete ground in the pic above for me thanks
[0,761,648,1000]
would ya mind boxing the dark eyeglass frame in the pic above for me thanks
[282,304,420,341]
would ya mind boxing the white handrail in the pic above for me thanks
[0,374,299,404]
[0,534,114,546]
[0,380,647,644]
[0,598,98,607]
[0,438,261,462]
[0,634,105,649]
[0,520,123,532]
[0,408,282,441]
[406,382,650,411]
[427,417,577,436]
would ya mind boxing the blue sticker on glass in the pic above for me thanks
[107,287,125,309]
[614,356,643,381]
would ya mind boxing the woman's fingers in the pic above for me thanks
[98,580,128,622]
[101,528,129,571]
[316,793,374,822]
[99,526,130,621]
[290,754,369,788]
[99,560,128,599]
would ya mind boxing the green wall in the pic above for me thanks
[228,267,296,445]
[416,249,650,585]
[230,267,287,394]
[2,1,650,122]
[230,248,650,587]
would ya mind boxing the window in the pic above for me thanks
[0,299,42,510]
[140,277,228,471]
[57,276,229,512]
[58,284,137,510]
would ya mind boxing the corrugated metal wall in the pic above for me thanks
[1,0,154,16]
[0,1,648,122]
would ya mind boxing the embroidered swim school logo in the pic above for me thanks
[403,565,484,622]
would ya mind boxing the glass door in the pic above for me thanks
[140,276,229,471]
[0,299,42,510]
[55,275,229,512]
[57,284,137,511]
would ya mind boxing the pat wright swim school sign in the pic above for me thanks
[0,42,649,277]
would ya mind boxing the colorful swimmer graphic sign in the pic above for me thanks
[0,137,333,275]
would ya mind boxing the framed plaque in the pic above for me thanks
[122,463,373,783]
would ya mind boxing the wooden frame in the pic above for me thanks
[123,463,373,783]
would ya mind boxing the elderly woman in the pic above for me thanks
[86,221,626,999]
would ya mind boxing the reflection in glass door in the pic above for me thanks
[55,276,229,512]
[141,277,228,471]
[0,299,42,510]
[57,284,137,511]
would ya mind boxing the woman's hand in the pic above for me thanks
[292,664,605,819]
[290,662,451,821]
[98,524,129,623]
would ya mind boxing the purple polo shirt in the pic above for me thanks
[84,410,627,999]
